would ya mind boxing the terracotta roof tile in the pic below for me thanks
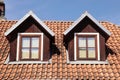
[0,20,120,79]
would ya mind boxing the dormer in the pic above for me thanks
[63,11,111,63]
[5,11,55,63]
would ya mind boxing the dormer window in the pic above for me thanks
[5,11,55,63]
[75,33,99,60]
[17,33,43,61]
[63,12,110,63]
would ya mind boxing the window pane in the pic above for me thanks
[78,37,86,47]
[88,48,95,58]
[31,48,39,59]
[31,38,39,47]
[22,38,30,47]
[22,49,29,59]
[79,48,86,58]
[88,37,95,47]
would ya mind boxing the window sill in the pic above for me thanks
[67,60,109,64]
[4,54,52,64]
[4,55,52,64]
[5,60,51,64]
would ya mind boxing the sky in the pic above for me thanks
[4,0,120,25]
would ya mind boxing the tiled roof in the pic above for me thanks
[0,20,120,79]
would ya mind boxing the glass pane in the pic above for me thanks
[31,38,39,47]
[22,49,29,59]
[88,37,95,47]
[78,37,86,47]
[79,48,86,58]
[22,38,30,47]
[88,48,95,58]
[31,48,39,59]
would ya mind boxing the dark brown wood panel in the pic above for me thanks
[25,24,42,32]
[68,39,74,61]
[43,35,50,61]
[10,38,17,61]
[9,17,51,61]
[100,35,106,61]
[82,24,97,32]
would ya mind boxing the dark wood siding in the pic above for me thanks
[9,18,51,61]
[68,39,74,61]
[100,35,106,61]
[68,24,106,61]
[10,38,17,61]
[43,35,50,61]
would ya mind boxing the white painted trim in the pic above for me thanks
[18,33,44,35]
[97,33,100,60]
[66,49,70,63]
[66,32,105,64]
[4,54,10,64]
[4,11,55,36]
[16,33,44,61]
[63,11,111,36]
[74,33,77,60]
[41,33,44,61]
[7,61,50,64]
[74,33,100,61]
[16,33,20,61]
[68,60,109,64]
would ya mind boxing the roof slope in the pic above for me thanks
[0,20,120,79]
[64,11,111,36]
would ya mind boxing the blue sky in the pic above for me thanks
[5,0,120,25]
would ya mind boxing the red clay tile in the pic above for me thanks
[0,21,120,79]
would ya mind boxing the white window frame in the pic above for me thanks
[16,33,44,61]
[74,33,100,61]
[66,32,109,64]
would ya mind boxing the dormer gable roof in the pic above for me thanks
[5,11,55,36]
[63,11,111,36]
